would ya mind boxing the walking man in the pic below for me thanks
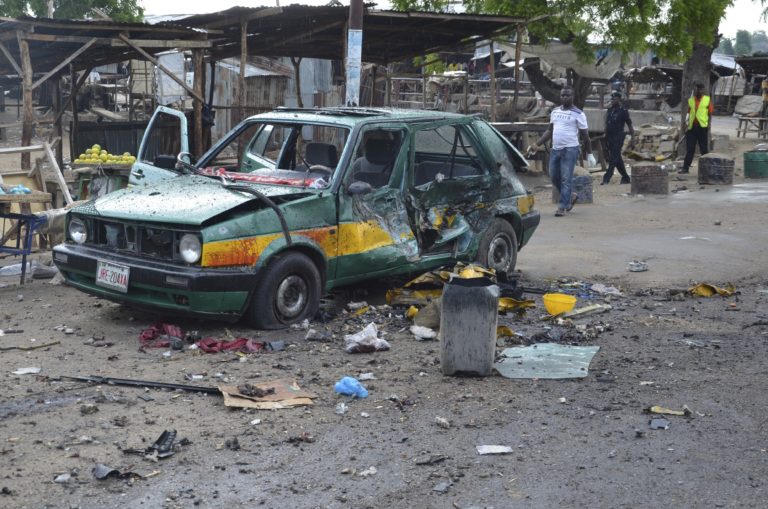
[681,82,713,174]
[528,86,595,217]
[602,91,635,185]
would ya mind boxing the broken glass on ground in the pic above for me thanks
[494,343,600,379]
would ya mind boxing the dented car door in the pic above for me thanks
[334,126,419,281]
[406,120,496,255]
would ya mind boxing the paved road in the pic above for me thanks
[518,141,768,288]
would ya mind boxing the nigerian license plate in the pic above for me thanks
[95,260,130,293]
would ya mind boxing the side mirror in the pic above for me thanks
[175,152,196,173]
[347,181,373,196]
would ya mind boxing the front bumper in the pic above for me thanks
[53,243,259,321]
[520,210,541,247]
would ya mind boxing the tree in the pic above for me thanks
[0,0,144,22]
[392,0,730,134]
[717,38,735,55]
[752,30,768,54]
[734,30,753,56]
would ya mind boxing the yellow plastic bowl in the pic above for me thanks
[542,293,577,316]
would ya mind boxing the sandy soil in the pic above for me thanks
[1,106,768,508]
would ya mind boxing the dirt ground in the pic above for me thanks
[1,106,768,508]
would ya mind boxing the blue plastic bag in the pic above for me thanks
[334,376,368,398]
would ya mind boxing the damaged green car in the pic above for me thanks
[53,107,540,328]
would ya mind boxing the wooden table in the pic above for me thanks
[736,116,768,138]
[0,188,53,284]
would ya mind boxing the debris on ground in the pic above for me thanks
[123,430,178,461]
[92,464,142,480]
[435,416,451,429]
[65,375,219,394]
[644,405,692,417]
[494,343,600,379]
[628,261,649,272]
[344,322,391,353]
[334,376,369,398]
[688,282,736,297]
[432,481,452,493]
[195,338,285,353]
[220,379,315,409]
[138,322,184,350]
[11,367,41,375]
[286,432,315,444]
[560,304,612,320]
[649,418,671,430]
[414,454,447,465]
[410,325,437,340]
[476,445,514,455]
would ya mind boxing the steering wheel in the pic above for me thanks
[309,164,333,178]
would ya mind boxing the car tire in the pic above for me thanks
[476,218,518,273]
[247,252,321,329]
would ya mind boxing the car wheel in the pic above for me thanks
[247,252,321,329]
[476,218,518,273]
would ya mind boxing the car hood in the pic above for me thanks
[81,175,314,224]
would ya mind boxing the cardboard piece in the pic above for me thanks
[219,378,315,409]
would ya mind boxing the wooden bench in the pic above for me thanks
[736,116,768,138]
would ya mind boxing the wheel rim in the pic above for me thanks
[487,233,513,272]
[275,274,308,320]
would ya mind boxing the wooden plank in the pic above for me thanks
[0,40,22,76]
[21,33,210,48]
[0,145,45,155]
[118,34,205,103]
[43,141,73,205]
[31,38,97,91]
[17,30,34,171]
[90,106,126,121]
[0,192,52,204]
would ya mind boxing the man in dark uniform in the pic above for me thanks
[602,91,635,185]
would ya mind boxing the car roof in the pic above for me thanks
[245,107,475,128]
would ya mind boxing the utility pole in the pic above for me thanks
[345,0,363,106]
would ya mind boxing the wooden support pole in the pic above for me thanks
[31,38,96,91]
[53,65,92,127]
[70,65,80,163]
[192,49,204,159]
[17,31,34,171]
[513,24,522,112]
[291,57,303,108]
[489,41,497,122]
[0,40,23,76]
[43,141,73,205]
[53,77,63,170]
[239,20,247,123]
[118,33,205,103]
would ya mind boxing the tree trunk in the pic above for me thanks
[522,59,591,109]
[679,29,719,153]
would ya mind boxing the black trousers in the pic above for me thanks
[683,124,709,170]
[603,135,629,182]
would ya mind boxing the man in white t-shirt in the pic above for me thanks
[528,86,595,217]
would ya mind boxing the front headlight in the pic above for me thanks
[179,234,202,263]
[68,217,87,244]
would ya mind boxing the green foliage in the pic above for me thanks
[0,0,144,22]
[413,54,447,75]
[716,37,735,55]
[392,0,735,63]
[734,29,753,56]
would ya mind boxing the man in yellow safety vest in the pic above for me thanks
[680,82,713,174]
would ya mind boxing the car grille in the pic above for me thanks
[86,218,195,263]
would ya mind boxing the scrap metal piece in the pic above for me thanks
[64,375,220,394]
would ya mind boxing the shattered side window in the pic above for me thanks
[412,124,486,187]
[472,121,527,196]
